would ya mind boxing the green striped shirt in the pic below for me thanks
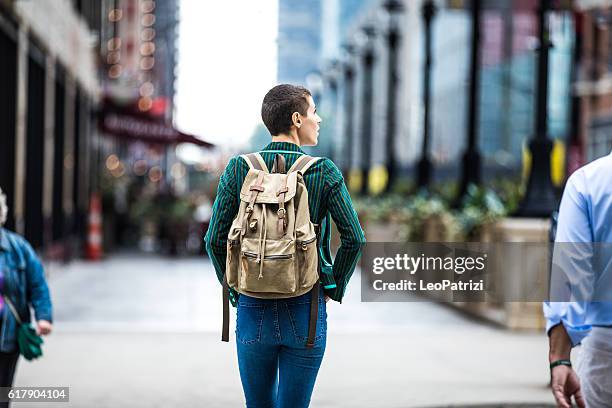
[204,141,366,306]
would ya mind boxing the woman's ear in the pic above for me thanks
[292,112,301,128]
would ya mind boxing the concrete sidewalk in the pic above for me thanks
[15,329,553,408]
[12,254,555,407]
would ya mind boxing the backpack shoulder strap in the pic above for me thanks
[288,155,321,175]
[240,153,269,173]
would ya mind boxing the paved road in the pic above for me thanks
[13,254,555,407]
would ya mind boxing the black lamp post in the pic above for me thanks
[566,11,583,174]
[327,74,339,163]
[359,26,376,196]
[454,0,483,206]
[342,44,356,178]
[516,0,559,217]
[383,0,404,193]
[417,0,436,189]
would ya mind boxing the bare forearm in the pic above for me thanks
[549,323,572,362]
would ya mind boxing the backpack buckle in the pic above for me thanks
[277,208,286,218]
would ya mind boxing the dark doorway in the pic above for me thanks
[24,40,46,249]
[52,64,66,242]
[72,86,81,236]
[0,16,18,231]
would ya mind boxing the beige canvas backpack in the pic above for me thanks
[221,152,323,347]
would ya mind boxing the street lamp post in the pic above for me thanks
[516,0,558,217]
[417,0,436,189]
[326,74,339,162]
[454,0,483,206]
[383,0,404,193]
[360,26,376,196]
[342,44,356,178]
[567,11,584,174]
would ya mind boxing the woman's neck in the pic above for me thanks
[271,133,300,146]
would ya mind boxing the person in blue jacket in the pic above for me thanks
[0,187,53,397]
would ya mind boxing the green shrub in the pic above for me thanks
[356,179,519,241]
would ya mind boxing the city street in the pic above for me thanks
[1,0,610,406]
[13,254,555,407]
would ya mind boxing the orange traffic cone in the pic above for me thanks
[86,192,103,260]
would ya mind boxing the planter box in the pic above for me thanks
[363,219,405,242]
[354,217,551,330]
[447,217,551,330]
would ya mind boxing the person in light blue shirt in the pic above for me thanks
[543,151,612,408]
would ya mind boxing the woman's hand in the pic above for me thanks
[36,320,53,336]
[324,295,330,303]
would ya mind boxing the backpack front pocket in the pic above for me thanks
[239,238,296,294]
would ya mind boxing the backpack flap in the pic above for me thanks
[239,170,298,204]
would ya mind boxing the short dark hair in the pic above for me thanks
[261,84,311,135]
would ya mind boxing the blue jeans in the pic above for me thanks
[235,287,327,408]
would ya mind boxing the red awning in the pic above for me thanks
[99,97,214,148]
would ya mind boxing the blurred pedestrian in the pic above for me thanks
[544,151,612,408]
[205,84,365,407]
[0,187,53,406]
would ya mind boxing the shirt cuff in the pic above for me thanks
[546,318,591,347]
[34,311,53,323]
[229,288,239,307]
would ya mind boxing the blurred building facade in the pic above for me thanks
[0,0,99,254]
[97,0,187,251]
[572,4,612,166]
[101,0,178,119]
[276,0,375,159]
[277,0,323,86]
[422,1,575,183]
[284,0,611,195]
[0,0,186,256]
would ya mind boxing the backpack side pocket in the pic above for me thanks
[296,222,318,289]
[226,225,242,288]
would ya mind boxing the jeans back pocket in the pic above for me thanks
[236,303,265,345]
[285,297,326,346]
